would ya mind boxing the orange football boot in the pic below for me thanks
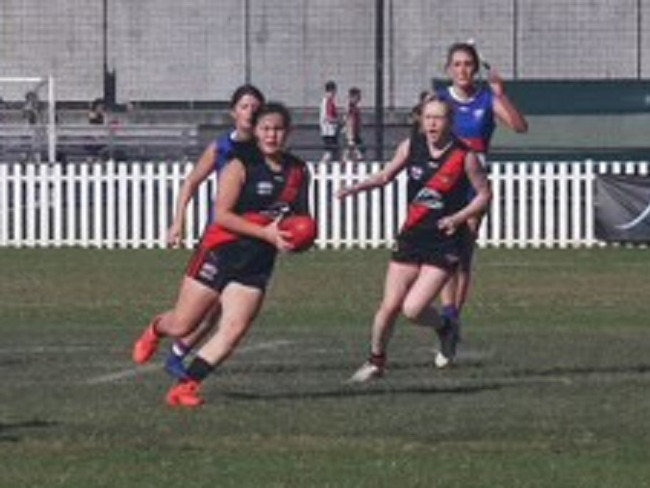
[166,380,204,408]
[132,317,161,364]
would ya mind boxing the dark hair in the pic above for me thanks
[325,80,337,92]
[230,84,265,108]
[445,42,480,73]
[252,101,292,129]
[349,87,361,97]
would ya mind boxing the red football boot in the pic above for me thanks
[132,317,161,364]
[166,380,204,408]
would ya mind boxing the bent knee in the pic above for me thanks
[401,301,425,323]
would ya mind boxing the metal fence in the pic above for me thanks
[1,160,648,249]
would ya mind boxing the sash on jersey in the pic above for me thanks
[202,164,306,249]
[403,147,467,230]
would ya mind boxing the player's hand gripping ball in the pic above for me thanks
[280,215,317,252]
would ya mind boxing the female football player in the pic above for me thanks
[338,95,492,381]
[132,102,312,407]
[436,42,527,363]
[162,84,265,378]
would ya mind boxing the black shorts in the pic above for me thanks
[457,229,476,271]
[186,239,276,292]
[391,227,468,272]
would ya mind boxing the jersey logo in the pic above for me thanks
[198,262,218,281]
[412,187,443,210]
[256,181,274,196]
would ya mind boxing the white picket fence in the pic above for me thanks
[0,160,648,249]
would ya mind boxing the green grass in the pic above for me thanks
[1,248,650,487]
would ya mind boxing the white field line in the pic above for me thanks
[0,345,95,354]
[84,339,295,385]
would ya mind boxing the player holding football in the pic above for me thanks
[338,95,492,382]
[132,102,312,407]
[436,41,527,366]
[161,84,265,379]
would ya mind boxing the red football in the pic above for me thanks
[280,215,317,252]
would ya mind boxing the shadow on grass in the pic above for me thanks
[220,358,503,401]
[0,419,58,443]
[222,381,502,401]
[216,356,650,402]
[224,357,473,375]
[509,363,650,378]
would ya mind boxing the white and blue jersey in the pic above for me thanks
[214,131,248,172]
[437,85,495,156]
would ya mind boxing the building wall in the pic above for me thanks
[0,0,646,106]
[0,0,103,101]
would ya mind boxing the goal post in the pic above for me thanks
[0,75,56,162]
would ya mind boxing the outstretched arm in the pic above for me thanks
[337,139,411,198]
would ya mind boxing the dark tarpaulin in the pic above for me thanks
[595,174,650,242]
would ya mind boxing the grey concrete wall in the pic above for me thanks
[517,0,639,79]
[0,0,103,101]
[110,0,245,102]
[248,0,375,107]
[0,0,647,106]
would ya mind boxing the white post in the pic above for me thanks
[106,160,116,249]
[558,163,568,249]
[132,163,142,248]
[92,163,103,248]
[544,162,556,248]
[315,163,329,249]
[38,163,50,246]
[26,163,36,247]
[157,163,168,248]
[118,162,129,248]
[531,162,542,248]
[504,163,515,248]
[331,164,342,249]
[144,162,155,249]
[51,163,63,247]
[570,162,583,247]
[517,162,528,248]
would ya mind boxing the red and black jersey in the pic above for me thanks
[232,145,309,219]
[392,134,472,270]
[402,133,471,233]
[201,145,309,250]
[186,147,310,291]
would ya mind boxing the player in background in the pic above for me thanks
[132,102,312,407]
[343,86,365,163]
[435,42,528,366]
[338,96,492,382]
[318,80,341,164]
[160,84,265,379]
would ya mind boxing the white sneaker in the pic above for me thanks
[347,361,384,383]
[434,316,460,369]
[434,351,451,369]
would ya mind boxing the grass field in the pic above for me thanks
[1,247,649,487]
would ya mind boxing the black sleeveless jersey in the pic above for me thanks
[404,132,471,233]
[233,145,309,218]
